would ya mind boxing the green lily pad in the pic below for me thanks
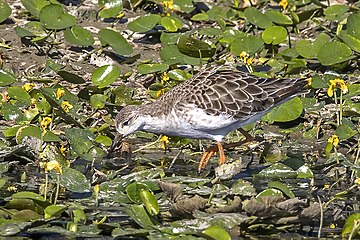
[339,31,360,53]
[318,41,353,66]
[160,32,182,45]
[59,167,91,193]
[324,4,349,21]
[7,86,31,103]
[98,0,123,18]
[92,65,121,88]
[98,28,133,55]
[160,45,200,65]
[139,189,159,216]
[64,26,94,46]
[64,128,95,157]
[90,94,107,109]
[94,135,112,146]
[58,70,86,84]
[112,85,137,106]
[256,188,283,198]
[126,204,156,229]
[264,10,293,25]
[266,97,303,122]
[173,0,195,13]
[39,4,76,30]
[44,205,67,219]
[12,191,46,202]
[177,35,215,58]
[21,0,51,18]
[230,34,264,55]
[202,226,231,240]
[167,69,191,81]
[347,13,360,39]
[262,26,288,45]
[15,21,47,39]
[1,103,25,123]
[191,12,209,21]
[0,0,11,23]
[342,213,360,237]
[0,69,16,86]
[336,122,357,140]
[268,181,295,198]
[15,126,61,143]
[244,7,273,29]
[137,63,169,74]
[160,16,183,32]
[295,33,330,59]
[128,14,161,33]
[257,163,298,178]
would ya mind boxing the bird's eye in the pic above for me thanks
[123,119,131,126]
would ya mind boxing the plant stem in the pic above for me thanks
[334,92,340,126]
[54,174,60,205]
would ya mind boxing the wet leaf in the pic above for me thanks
[0,0,11,23]
[128,14,161,33]
[202,225,231,240]
[12,191,46,202]
[112,85,137,106]
[230,179,256,196]
[295,33,330,59]
[167,69,191,81]
[178,35,215,58]
[268,181,295,198]
[15,126,61,144]
[339,31,360,53]
[264,10,292,25]
[230,34,264,55]
[73,208,86,224]
[257,163,297,178]
[39,4,76,30]
[126,182,147,203]
[139,189,159,216]
[296,164,314,179]
[59,167,91,193]
[64,128,95,158]
[324,4,349,21]
[90,94,107,109]
[98,28,133,55]
[44,205,67,219]
[7,86,31,103]
[21,0,51,18]
[137,63,169,74]
[256,188,283,198]
[191,12,209,21]
[347,13,360,39]
[1,103,24,123]
[318,41,353,66]
[64,26,94,46]
[92,65,121,88]
[342,212,360,237]
[262,26,288,45]
[244,7,273,29]
[15,21,47,38]
[126,204,156,229]
[266,97,303,122]
[12,209,42,221]
[161,16,183,32]
[58,70,86,84]
[336,123,357,140]
[30,90,52,114]
[95,135,112,146]
[174,0,195,13]
[98,0,123,18]
[0,69,16,86]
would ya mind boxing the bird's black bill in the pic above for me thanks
[107,134,124,158]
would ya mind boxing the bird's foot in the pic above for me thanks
[198,142,225,173]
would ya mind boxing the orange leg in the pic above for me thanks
[197,128,254,172]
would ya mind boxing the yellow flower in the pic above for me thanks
[94,184,100,194]
[40,117,52,130]
[30,98,37,108]
[45,160,63,174]
[354,178,360,186]
[159,135,169,149]
[56,88,65,100]
[306,77,312,87]
[161,72,170,84]
[328,135,339,147]
[279,0,288,10]
[22,83,35,92]
[61,101,73,113]
[240,51,249,60]
[327,78,348,97]
[59,144,67,156]
[156,88,166,98]
[163,1,174,11]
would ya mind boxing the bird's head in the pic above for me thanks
[114,105,145,138]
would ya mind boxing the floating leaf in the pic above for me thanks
[0,0,11,23]
[0,69,16,86]
[92,65,121,88]
[98,0,123,18]
[264,10,293,25]
[266,97,303,122]
[342,213,360,237]
[161,16,183,32]
[137,63,169,74]
[64,26,94,46]
[59,167,91,193]
[318,41,353,66]
[58,70,86,84]
[256,188,283,198]
[128,14,161,33]
[191,12,209,21]
[339,31,360,53]
[44,205,67,219]
[230,34,264,55]
[139,189,159,216]
[90,94,107,109]
[295,33,330,59]
[347,13,360,39]
[64,128,95,157]
[324,4,349,21]
[268,181,295,198]
[336,123,357,140]
[177,35,215,58]
[15,126,61,143]
[262,26,288,45]
[98,28,133,55]
[202,226,231,240]
[244,7,273,29]
[21,0,51,18]
[39,4,76,30]
[126,204,156,229]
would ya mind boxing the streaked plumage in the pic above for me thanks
[110,65,308,171]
